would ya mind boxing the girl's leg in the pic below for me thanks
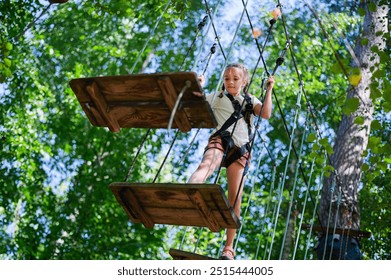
[188,148,223,183]
[223,161,245,257]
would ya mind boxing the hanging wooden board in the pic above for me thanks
[169,248,217,260]
[69,72,216,133]
[109,182,240,232]
[303,224,371,238]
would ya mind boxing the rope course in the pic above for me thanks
[68,0,372,260]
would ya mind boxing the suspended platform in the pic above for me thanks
[69,72,216,133]
[109,182,240,232]
[169,248,217,260]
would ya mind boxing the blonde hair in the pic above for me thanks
[221,63,250,94]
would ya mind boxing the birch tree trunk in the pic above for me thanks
[319,0,388,237]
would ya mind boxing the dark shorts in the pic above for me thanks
[205,136,251,168]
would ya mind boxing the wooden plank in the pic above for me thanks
[169,248,217,260]
[69,72,217,132]
[119,188,154,229]
[302,224,371,238]
[85,82,120,132]
[157,76,192,132]
[187,189,220,232]
[109,182,240,231]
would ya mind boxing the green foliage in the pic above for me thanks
[0,0,390,261]
[343,97,360,116]
[0,0,203,260]
[360,171,391,259]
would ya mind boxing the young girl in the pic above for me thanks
[190,63,275,260]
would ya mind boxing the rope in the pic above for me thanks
[175,129,201,167]
[193,227,205,254]
[278,110,308,260]
[14,3,53,42]
[223,6,286,211]
[152,6,215,184]
[292,122,316,259]
[152,129,180,183]
[268,173,284,259]
[304,154,326,259]
[328,188,342,259]
[123,128,152,181]
[129,0,171,74]
[178,226,189,250]
[322,177,336,259]
[302,1,364,241]
[192,7,218,72]
[276,0,338,235]
[179,14,209,71]
[203,0,226,60]
[211,0,249,186]
[167,80,192,131]
[255,163,277,259]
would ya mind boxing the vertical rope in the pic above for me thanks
[129,0,171,73]
[304,154,326,259]
[179,226,189,250]
[152,129,180,183]
[268,173,284,259]
[322,177,336,259]
[124,128,151,181]
[255,163,277,259]
[292,137,316,259]
[193,227,205,253]
[329,189,342,259]
[275,85,304,259]
[279,111,308,260]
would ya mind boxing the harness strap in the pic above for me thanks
[211,93,254,168]
[211,93,254,139]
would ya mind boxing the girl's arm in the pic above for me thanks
[253,76,274,119]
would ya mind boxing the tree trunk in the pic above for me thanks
[319,1,388,237]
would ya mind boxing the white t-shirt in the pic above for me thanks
[206,92,262,147]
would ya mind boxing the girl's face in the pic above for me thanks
[223,67,247,96]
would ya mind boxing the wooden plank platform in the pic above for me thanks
[169,248,217,260]
[69,72,216,133]
[303,224,371,238]
[109,182,240,232]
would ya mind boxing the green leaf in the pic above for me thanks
[368,136,381,150]
[5,42,13,51]
[361,163,369,172]
[319,138,329,147]
[371,119,381,130]
[383,80,391,103]
[358,7,366,16]
[373,69,385,79]
[307,133,317,142]
[312,143,320,152]
[343,97,359,116]
[3,67,12,78]
[361,38,368,46]
[368,2,377,12]
[354,116,365,125]
[4,58,11,67]
[325,145,334,155]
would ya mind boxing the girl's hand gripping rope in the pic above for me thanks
[193,74,205,97]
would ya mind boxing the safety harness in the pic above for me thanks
[211,93,254,167]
